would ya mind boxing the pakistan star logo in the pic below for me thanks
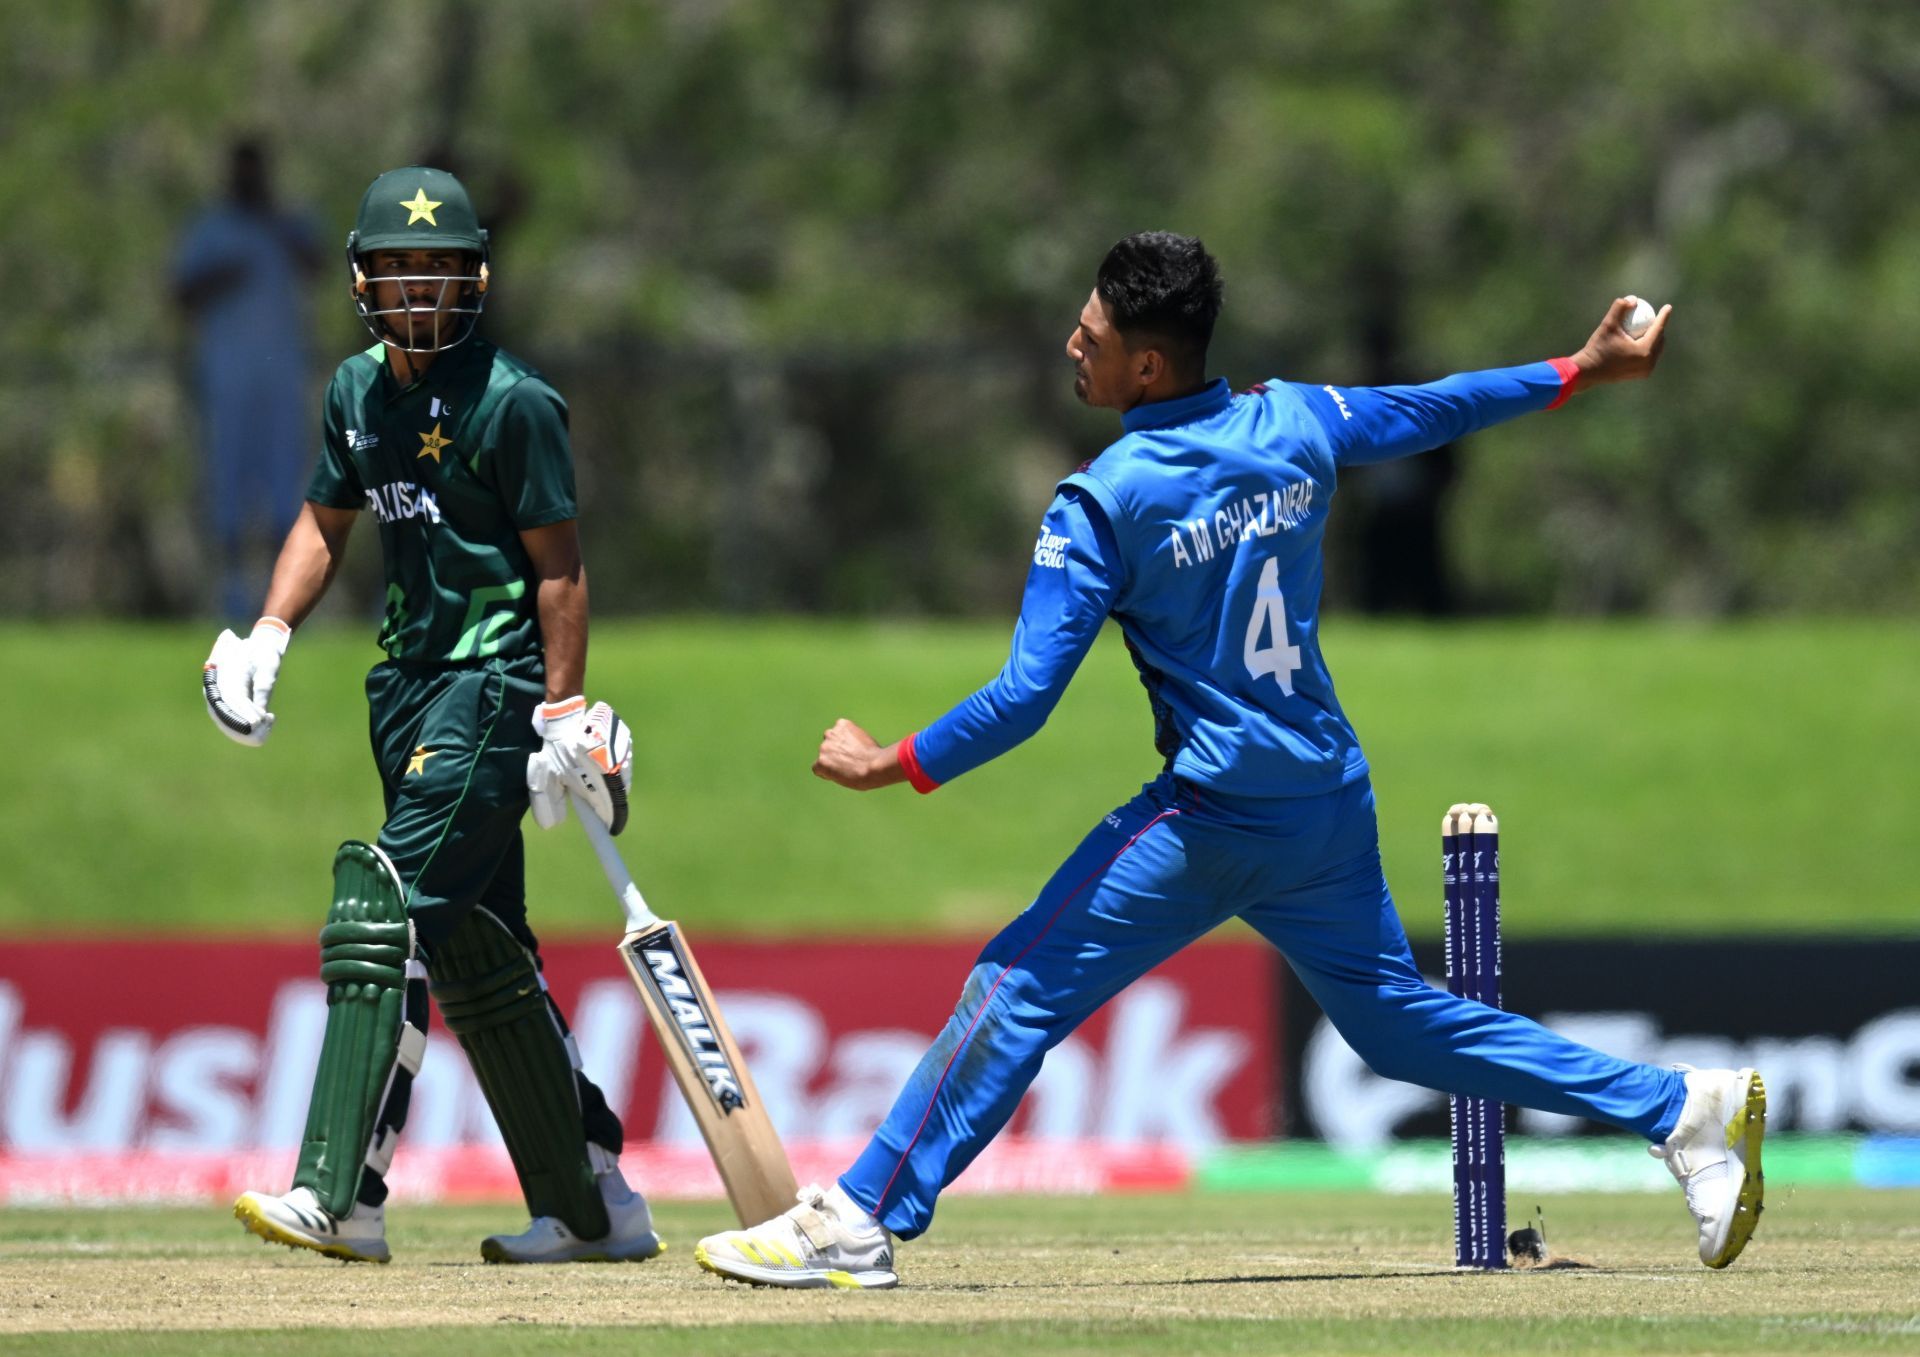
[406,745,439,776]
[400,188,441,226]
[417,422,453,463]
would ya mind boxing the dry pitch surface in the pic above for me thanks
[2,1189,1917,1355]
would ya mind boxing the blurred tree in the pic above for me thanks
[0,0,1915,617]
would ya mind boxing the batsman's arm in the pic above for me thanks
[1298,298,1672,467]
[814,489,1118,794]
[260,502,358,628]
[205,501,352,744]
[521,519,587,702]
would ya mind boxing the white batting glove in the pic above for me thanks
[202,618,291,747]
[528,697,633,834]
[526,743,571,830]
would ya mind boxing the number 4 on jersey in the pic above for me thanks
[1243,556,1302,695]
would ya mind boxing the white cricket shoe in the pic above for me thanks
[1649,1065,1767,1268]
[480,1165,665,1264]
[695,1183,897,1289]
[234,1186,390,1264]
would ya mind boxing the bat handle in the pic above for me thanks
[570,793,661,934]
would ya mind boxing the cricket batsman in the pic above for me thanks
[201,166,661,1265]
[695,233,1766,1288]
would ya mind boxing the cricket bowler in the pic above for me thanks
[694,233,1766,1288]
[202,166,661,1264]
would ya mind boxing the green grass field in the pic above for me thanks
[10,618,1914,1355]
[2,1190,1917,1354]
[4,618,1915,938]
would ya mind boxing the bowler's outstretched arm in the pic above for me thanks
[1299,297,1673,466]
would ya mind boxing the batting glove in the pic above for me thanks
[202,617,291,747]
[528,697,633,834]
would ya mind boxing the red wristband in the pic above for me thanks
[1546,356,1581,410]
[898,731,940,795]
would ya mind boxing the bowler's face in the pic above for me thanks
[1065,290,1136,411]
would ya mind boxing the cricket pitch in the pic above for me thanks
[2,1189,1916,1355]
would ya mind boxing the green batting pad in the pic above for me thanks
[428,909,610,1240]
[293,841,413,1218]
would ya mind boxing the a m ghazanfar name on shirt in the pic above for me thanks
[1168,477,1316,569]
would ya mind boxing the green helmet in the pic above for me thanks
[346,166,490,353]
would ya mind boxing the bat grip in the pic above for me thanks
[570,792,661,934]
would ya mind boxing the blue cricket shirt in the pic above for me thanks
[899,360,1580,801]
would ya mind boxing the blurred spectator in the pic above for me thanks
[172,139,323,615]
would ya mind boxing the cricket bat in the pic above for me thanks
[571,796,799,1226]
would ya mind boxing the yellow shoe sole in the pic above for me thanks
[693,1241,876,1290]
[233,1196,389,1264]
[1704,1070,1767,1269]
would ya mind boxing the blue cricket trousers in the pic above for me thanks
[840,773,1686,1239]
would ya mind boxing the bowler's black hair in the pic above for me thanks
[1095,232,1223,375]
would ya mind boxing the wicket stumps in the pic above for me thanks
[1443,802,1505,1269]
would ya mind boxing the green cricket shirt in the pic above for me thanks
[307,338,577,663]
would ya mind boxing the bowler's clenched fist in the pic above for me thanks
[813,718,906,791]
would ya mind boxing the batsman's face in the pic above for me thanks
[367,249,471,348]
[1066,290,1146,412]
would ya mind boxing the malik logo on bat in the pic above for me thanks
[638,940,747,1111]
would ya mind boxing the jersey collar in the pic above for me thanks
[379,336,487,402]
[1120,377,1231,434]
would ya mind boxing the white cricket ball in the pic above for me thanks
[1623,296,1657,339]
